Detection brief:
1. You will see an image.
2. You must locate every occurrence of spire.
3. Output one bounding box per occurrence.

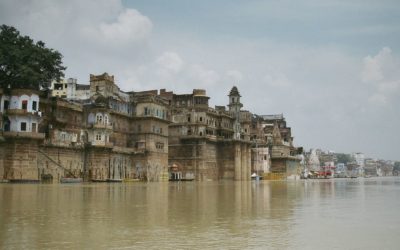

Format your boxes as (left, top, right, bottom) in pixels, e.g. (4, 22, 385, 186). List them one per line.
(229, 86, 240, 97)
(272, 122, 282, 145)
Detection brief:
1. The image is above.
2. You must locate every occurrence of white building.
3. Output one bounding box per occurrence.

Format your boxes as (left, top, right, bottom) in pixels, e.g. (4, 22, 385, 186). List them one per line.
(353, 152, 365, 168)
(1, 89, 42, 135)
(51, 78, 90, 100)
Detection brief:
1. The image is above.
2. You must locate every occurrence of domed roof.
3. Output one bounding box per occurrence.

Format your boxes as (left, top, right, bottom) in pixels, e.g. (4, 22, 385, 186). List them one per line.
(229, 86, 241, 96)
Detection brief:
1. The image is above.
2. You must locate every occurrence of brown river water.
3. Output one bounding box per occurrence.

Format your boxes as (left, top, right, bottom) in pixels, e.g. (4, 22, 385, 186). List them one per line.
(1, 177, 400, 249)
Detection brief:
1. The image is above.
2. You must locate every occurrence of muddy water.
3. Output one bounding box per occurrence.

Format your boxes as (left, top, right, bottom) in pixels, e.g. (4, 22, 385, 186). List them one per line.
(0, 177, 399, 249)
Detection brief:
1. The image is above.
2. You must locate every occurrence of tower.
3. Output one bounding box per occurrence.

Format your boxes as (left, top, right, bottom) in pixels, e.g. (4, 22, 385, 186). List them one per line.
(228, 86, 243, 140)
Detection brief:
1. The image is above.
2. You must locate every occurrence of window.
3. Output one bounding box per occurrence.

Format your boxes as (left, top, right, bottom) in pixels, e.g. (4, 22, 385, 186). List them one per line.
(156, 142, 164, 150)
(199, 117, 203, 122)
(64, 84, 67, 88)
(104, 115, 108, 125)
(22, 100, 28, 110)
(20, 122, 27, 131)
(32, 101, 37, 111)
(4, 100, 9, 110)
(96, 134, 102, 141)
(32, 123, 37, 132)
(187, 116, 191, 122)
(160, 128, 163, 134)
(144, 107, 148, 116)
(138, 124, 141, 132)
(96, 114, 102, 123)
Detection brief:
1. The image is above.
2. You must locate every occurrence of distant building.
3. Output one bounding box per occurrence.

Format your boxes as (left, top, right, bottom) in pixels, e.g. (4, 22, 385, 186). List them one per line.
(50, 78, 90, 100)
(250, 114, 302, 179)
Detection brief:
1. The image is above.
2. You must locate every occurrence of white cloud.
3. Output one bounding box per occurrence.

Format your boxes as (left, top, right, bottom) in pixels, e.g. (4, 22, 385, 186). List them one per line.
(361, 47, 400, 106)
(99, 9, 152, 45)
(368, 93, 387, 106)
(226, 70, 243, 83)
(156, 52, 184, 73)
(361, 47, 391, 82)
(189, 65, 220, 87)
(263, 72, 292, 88)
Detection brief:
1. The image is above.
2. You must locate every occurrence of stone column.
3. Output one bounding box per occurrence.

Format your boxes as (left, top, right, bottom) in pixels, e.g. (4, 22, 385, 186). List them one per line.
(241, 144, 247, 180)
(234, 143, 241, 181)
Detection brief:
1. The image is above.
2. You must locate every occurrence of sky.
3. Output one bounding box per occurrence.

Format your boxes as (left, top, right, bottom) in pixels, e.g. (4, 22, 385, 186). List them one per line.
(0, 0, 399, 160)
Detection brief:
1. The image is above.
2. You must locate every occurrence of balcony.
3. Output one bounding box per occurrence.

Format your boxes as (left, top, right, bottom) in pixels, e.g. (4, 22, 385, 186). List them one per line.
(93, 123, 113, 130)
(91, 141, 114, 148)
(6, 109, 42, 117)
(2, 131, 45, 140)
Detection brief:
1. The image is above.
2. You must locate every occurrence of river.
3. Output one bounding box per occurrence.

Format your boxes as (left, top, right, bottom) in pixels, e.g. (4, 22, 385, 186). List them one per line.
(1, 177, 399, 249)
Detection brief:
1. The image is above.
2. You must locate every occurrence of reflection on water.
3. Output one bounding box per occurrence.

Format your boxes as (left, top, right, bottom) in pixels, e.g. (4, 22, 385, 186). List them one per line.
(1, 178, 400, 249)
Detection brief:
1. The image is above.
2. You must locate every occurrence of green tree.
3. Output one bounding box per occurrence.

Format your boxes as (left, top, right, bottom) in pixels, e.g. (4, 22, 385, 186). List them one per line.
(0, 25, 66, 90)
(335, 153, 354, 164)
(394, 162, 400, 171)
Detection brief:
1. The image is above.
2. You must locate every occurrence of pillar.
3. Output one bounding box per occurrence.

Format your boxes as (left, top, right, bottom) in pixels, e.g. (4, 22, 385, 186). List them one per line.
(234, 143, 241, 181)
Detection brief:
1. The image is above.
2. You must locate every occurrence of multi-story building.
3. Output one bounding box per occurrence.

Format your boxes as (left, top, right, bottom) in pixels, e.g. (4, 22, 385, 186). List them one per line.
(1, 74, 301, 182)
(0, 88, 45, 181)
(167, 87, 252, 181)
(1, 73, 170, 182)
(250, 114, 302, 179)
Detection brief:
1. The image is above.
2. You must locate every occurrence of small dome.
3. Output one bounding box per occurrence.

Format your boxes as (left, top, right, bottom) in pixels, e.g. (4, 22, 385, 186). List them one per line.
(229, 86, 241, 96)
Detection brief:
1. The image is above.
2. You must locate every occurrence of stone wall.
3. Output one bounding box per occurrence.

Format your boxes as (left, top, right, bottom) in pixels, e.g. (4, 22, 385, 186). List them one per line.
(0, 144, 4, 180)
(2, 139, 40, 181)
(37, 146, 85, 182)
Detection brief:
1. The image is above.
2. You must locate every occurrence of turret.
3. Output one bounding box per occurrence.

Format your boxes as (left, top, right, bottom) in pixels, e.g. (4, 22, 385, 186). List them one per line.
(228, 86, 243, 140)
(228, 86, 243, 113)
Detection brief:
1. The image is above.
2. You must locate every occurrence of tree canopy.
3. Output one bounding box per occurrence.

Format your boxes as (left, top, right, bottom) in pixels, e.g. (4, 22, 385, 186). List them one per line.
(0, 25, 66, 90)
(335, 153, 354, 164)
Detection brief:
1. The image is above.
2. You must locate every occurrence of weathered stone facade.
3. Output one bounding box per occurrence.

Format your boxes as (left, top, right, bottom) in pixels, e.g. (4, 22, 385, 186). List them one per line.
(250, 114, 302, 179)
(166, 87, 252, 181)
(0, 73, 301, 182)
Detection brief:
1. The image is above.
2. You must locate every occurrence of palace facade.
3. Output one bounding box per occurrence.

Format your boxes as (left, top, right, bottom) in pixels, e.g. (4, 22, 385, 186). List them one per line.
(0, 73, 302, 182)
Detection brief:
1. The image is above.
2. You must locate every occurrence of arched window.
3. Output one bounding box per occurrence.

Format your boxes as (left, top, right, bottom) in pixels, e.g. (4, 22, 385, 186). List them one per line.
(96, 114, 103, 123)
(104, 115, 108, 125)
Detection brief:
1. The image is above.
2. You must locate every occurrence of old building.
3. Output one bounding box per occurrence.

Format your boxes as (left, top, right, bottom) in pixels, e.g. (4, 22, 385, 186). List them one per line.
(1, 73, 170, 182)
(1, 73, 302, 182)
(250, 114, 302, 179)
(0, 88, 45, 181)
(167, 87, 252, 181)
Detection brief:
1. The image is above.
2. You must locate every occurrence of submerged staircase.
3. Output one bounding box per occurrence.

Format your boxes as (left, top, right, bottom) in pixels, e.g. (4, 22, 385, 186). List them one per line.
(38, 150, 77, 178)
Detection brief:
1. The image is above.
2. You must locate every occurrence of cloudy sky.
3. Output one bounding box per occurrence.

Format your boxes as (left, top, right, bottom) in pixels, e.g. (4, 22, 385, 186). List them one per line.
(1, 0, 399, 160)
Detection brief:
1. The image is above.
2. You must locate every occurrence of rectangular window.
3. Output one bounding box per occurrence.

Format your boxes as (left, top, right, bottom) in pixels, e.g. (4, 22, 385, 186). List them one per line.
(32, 123, 37, 132)
(96, 134, 102, 141)
(32, 101, 37, 111)
(4, 100, 9, 110)
(22, 100, 28, 110)
(21, 122, 27, 131)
